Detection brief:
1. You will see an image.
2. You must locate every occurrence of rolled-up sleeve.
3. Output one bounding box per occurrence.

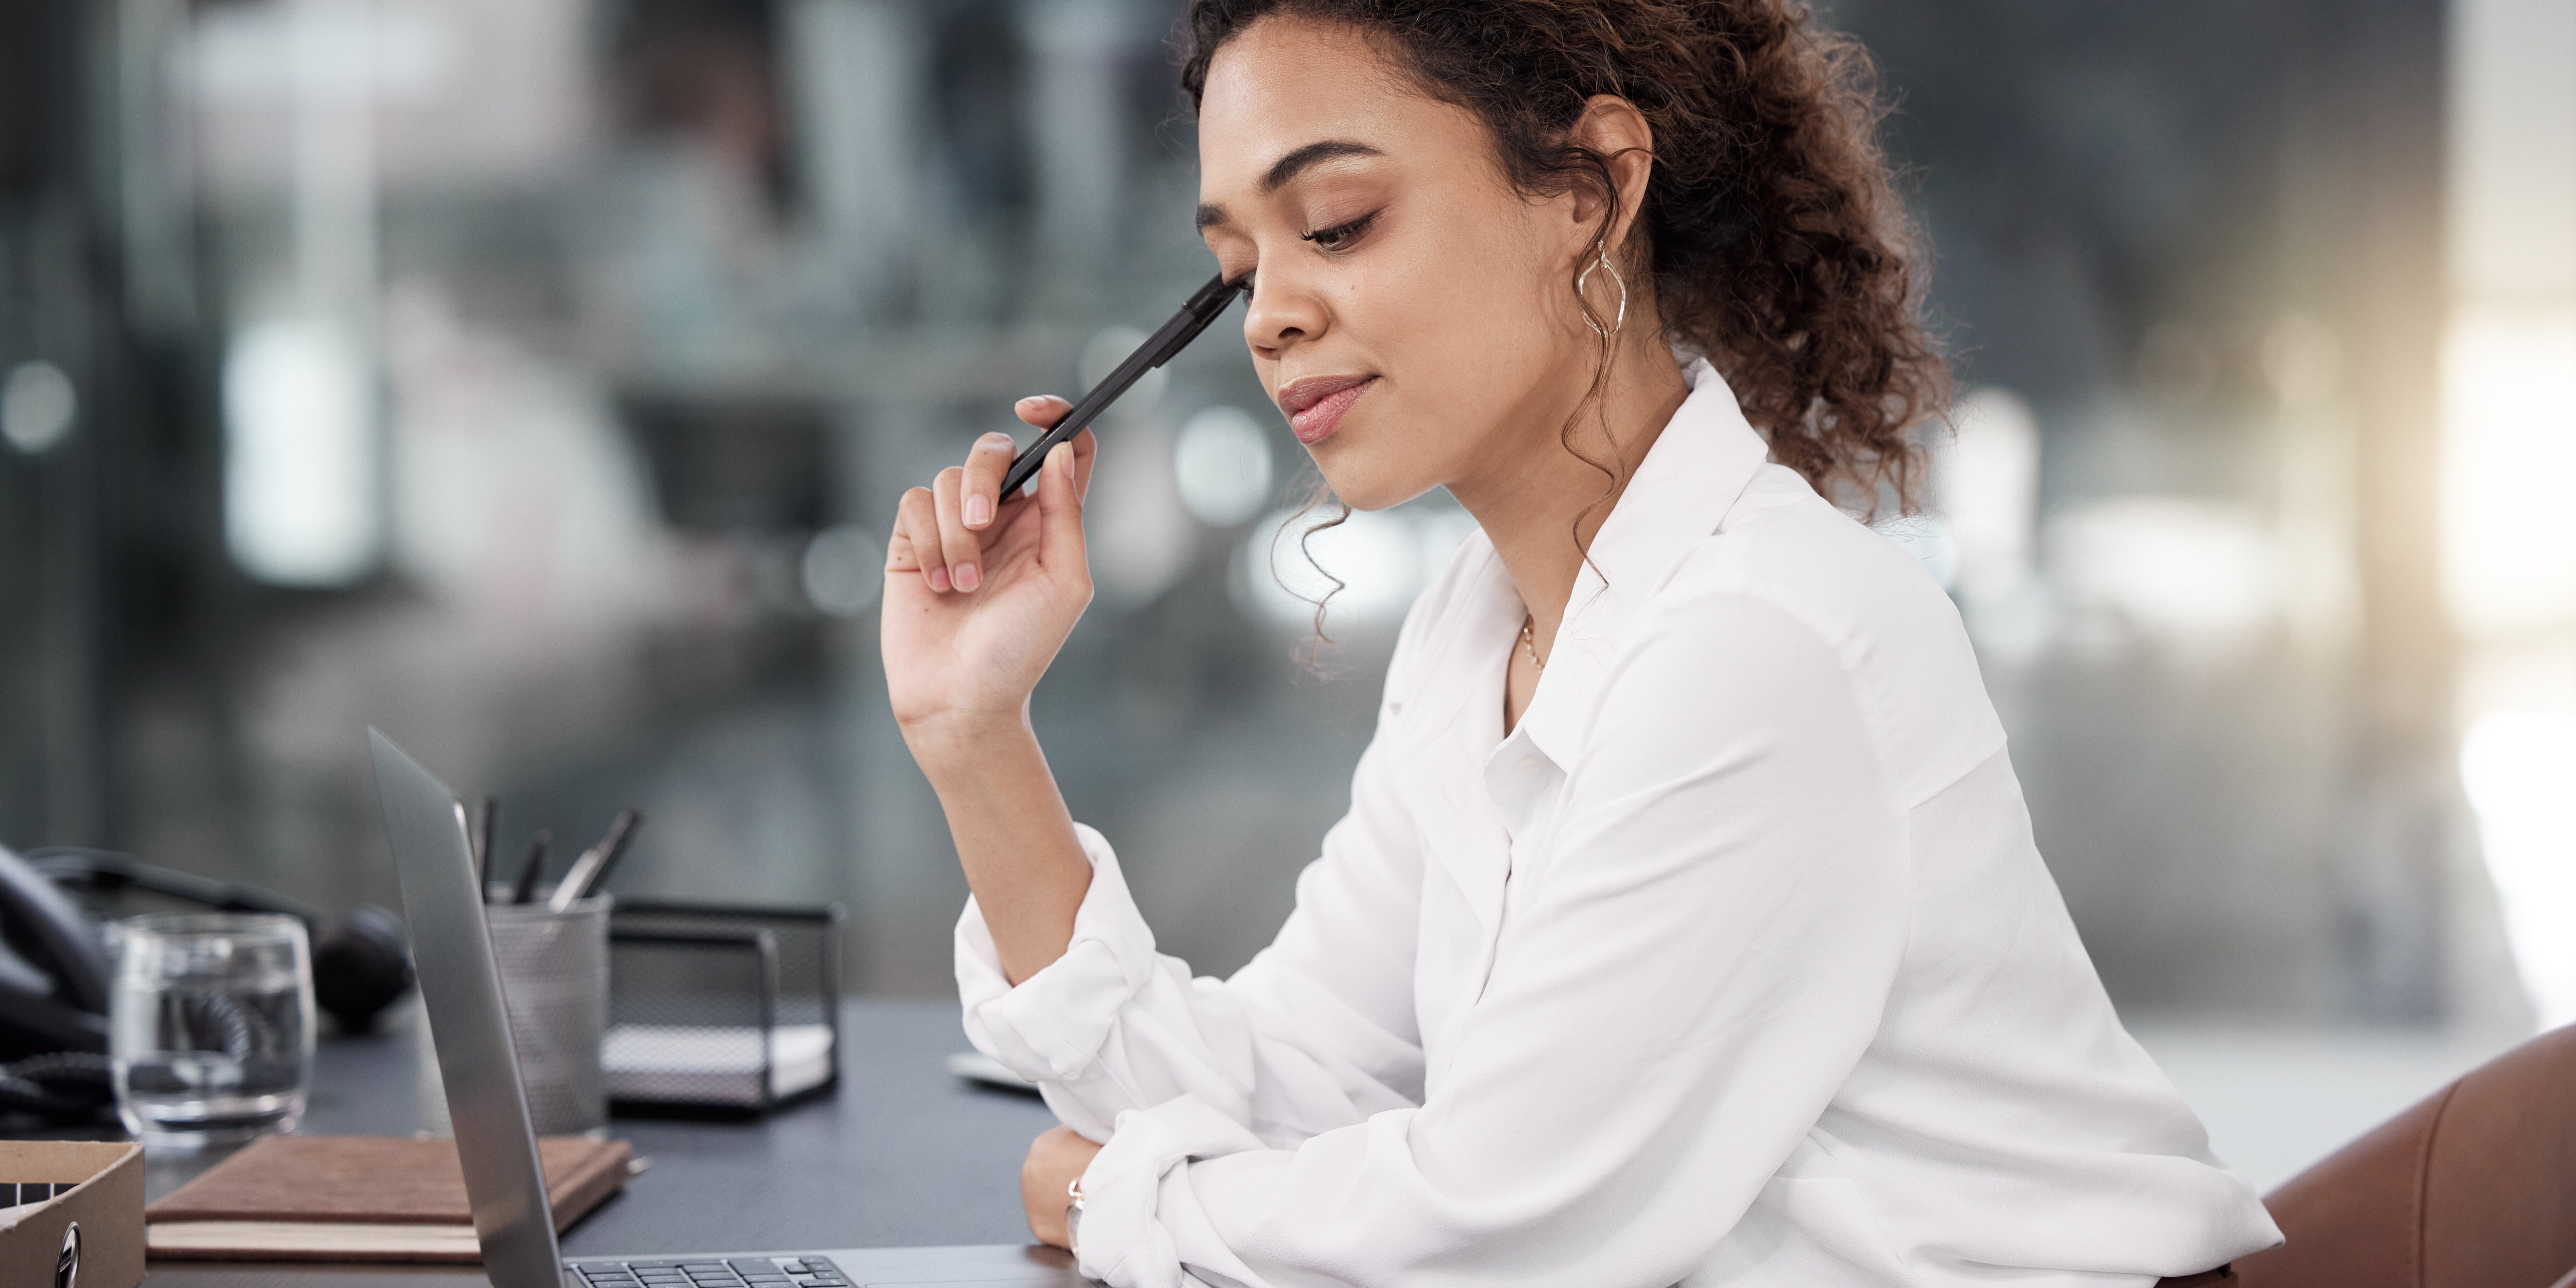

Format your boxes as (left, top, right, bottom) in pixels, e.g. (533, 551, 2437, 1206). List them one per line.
(953, 708, 1434, 1136)
(956, 825, 1164, 1098)
(954, 584, 1440, 1157)
(1057, 593, 1913, 1287)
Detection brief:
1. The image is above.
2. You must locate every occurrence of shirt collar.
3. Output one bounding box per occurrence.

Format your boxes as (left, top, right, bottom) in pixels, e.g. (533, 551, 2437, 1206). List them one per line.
(1512, 358, 1775, 769)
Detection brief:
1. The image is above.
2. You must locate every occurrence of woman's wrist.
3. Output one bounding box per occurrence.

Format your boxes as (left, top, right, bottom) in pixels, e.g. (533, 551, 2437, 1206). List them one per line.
(1021, 1126, 1103, 1249)
(900, 705, 1035, 769)
(912, 712, 1091, 984)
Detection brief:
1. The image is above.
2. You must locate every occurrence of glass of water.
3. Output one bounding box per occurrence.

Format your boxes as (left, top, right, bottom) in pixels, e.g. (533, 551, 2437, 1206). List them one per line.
(110, 914, 315, 1147)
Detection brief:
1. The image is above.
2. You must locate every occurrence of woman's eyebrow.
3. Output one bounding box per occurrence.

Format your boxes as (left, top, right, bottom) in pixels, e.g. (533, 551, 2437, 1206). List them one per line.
(1260, 140, 1384, 191)
(1196, 140, 1387, 229)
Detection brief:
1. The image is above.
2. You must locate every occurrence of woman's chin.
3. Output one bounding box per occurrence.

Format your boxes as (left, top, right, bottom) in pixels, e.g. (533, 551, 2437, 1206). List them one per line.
(1312, 461, 1438, 513)
(1301, 413, 1462, 511)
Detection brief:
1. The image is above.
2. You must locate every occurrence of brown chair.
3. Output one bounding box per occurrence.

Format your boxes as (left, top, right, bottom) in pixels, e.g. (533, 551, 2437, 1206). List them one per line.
(2230, 1024, 2576, 1288)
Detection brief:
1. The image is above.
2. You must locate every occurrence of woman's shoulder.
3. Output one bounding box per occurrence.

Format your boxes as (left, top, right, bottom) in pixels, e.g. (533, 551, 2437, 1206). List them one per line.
(1677, 466, 1950, 623)
(1647, 466, 2006, 806)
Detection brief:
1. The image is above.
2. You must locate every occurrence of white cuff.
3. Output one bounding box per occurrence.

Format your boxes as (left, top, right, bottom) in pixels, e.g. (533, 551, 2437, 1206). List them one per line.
(955, 824, 1164, 1083)
(1073, 1095, 1267, 1288)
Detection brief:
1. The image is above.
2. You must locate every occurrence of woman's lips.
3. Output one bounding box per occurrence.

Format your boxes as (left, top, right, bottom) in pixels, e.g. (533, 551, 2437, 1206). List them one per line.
(1278, 376, 1376, 445)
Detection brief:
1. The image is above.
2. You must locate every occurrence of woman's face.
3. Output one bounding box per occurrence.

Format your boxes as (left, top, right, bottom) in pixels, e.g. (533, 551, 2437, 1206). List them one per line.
(1195, 17, 1604, 511)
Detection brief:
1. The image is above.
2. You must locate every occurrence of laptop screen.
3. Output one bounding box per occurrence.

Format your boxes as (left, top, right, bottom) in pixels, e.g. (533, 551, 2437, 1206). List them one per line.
(369, 728, 571, 1288)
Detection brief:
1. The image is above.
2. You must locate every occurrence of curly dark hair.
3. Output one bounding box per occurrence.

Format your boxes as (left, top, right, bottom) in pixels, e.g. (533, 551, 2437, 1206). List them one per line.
(1180, 0, 1945, 513)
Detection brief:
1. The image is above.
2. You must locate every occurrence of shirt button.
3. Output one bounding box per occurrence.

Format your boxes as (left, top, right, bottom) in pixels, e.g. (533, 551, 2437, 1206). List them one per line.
(1516, 757, 1541, 778)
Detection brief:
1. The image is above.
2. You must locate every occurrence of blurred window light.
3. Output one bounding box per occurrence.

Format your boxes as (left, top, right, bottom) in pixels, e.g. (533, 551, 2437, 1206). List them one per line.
(2045, 498, 2284, 641)
(1173, 406, 1274, 526)
(1, 360, 79, 455)
(782, 0, 919, 302)
(800, 525, 882, 618)
(191, 0, 458, 105)
(2440, 306, 2576, 636)
(191, 0, 583, 192)
(1235, 504, 1442, 632)
(2265, 313, 2363, 654)
(224, 316, 381, 587)
(2449, 0, 2576, 303)
(1938, 386, 2040, 605)
(2459, 711, 2576, 1028)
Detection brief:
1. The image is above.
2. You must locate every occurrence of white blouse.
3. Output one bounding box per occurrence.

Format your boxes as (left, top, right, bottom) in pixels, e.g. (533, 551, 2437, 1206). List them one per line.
(955, 361, 2283, 1287)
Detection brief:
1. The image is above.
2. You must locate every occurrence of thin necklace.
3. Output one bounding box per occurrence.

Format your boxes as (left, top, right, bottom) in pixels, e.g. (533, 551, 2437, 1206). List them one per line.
(1519, 616, 1547, 672)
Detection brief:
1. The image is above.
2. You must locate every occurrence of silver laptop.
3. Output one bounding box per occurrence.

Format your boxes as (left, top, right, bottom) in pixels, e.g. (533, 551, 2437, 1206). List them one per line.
(368, 729, 1083, 1288)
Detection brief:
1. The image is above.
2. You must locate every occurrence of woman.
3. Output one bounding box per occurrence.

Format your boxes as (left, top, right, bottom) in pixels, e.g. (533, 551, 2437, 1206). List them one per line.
(883, 2, 2282, 1284)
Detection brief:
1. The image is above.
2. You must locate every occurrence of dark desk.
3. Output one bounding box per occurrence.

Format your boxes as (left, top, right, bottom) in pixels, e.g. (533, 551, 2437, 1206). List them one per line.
(142, 1001, 1064, 1284)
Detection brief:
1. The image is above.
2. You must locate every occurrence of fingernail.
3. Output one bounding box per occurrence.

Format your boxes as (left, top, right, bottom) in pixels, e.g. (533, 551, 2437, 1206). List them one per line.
(954, 563, 980, 591)
(1015, 396, 1046, 409)
(927, 565, 950, 592)
(1052, 443, 1074, 477)
(964, 494, 992, 527)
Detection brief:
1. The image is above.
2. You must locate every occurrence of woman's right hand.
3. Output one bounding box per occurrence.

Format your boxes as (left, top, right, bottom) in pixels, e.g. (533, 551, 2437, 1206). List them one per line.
(883, 398, 1097, 750)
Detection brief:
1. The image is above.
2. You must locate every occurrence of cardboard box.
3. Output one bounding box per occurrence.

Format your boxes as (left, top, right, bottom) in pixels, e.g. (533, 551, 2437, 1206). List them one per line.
(0, 1142, 143, 1288)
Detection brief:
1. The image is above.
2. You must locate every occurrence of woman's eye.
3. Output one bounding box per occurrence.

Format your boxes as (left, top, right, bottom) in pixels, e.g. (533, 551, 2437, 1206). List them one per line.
(1299, 212, 1378, 251)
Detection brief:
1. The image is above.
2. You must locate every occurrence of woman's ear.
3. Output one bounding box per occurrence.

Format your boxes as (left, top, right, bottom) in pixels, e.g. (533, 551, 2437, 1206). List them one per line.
(1567, 95, 1655, 260)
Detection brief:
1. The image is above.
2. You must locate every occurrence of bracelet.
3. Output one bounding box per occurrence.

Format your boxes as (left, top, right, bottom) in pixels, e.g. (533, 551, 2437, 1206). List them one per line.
(1063, 1176, 1086, 1255)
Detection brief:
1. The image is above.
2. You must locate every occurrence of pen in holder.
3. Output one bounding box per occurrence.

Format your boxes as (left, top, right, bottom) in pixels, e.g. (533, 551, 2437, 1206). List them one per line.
(419, 892, 611, 1137)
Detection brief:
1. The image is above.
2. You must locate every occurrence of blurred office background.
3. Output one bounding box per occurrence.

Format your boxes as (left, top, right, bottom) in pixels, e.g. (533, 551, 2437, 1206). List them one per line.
(3, 0, 2571, 1187)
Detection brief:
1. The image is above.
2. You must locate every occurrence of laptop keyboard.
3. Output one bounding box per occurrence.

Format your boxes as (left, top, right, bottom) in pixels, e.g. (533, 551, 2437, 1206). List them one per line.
(573, 1256, 849, 1288)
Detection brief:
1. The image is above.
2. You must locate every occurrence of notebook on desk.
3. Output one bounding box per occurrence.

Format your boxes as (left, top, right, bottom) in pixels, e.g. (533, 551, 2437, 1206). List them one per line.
(368, 729, 1084, 1288)
(147, 1135, 632, 1261)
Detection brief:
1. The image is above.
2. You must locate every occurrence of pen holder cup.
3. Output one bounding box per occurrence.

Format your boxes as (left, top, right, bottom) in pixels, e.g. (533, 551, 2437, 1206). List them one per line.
(419, 894, 611, 1138)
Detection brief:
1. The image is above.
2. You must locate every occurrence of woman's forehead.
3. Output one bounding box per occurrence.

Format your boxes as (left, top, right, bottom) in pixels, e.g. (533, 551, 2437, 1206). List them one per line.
(1194, 18, 1452, 199)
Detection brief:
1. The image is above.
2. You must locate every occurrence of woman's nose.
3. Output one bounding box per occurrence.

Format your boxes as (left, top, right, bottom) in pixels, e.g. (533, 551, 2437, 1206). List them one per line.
(1243, 272, 1326, 359)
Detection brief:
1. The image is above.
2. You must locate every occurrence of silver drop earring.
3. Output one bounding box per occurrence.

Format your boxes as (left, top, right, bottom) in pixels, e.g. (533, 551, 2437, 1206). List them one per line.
(1577, 249, 1628, 340)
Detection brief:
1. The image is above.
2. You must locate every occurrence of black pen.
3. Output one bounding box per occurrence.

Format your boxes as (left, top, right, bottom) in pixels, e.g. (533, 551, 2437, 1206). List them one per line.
(997, 271, 1247, 499)
(509, 830, 550, 905)
(550, 809, 642, 911)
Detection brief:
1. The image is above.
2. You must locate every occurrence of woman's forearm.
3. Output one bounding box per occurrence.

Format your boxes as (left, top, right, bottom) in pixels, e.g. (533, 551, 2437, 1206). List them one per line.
(908, 716, 1094, 986)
